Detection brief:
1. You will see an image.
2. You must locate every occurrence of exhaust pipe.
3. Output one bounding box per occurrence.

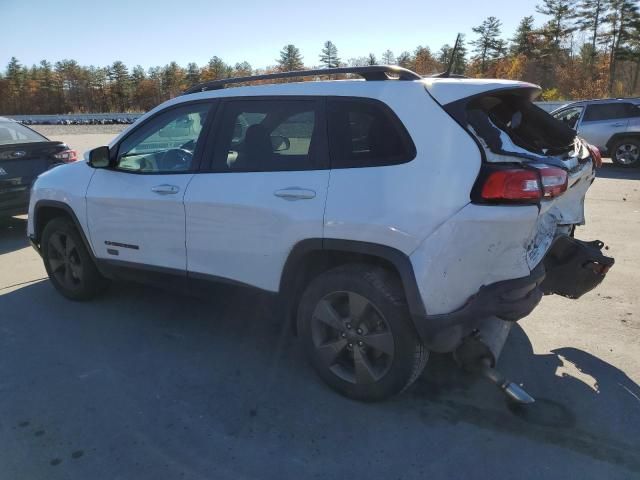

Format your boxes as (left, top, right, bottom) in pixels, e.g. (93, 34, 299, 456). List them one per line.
(454, 316, 535, 405)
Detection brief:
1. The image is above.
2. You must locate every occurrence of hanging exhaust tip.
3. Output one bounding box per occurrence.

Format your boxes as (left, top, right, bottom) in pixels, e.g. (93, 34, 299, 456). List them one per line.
(478, 362, 536, 405)
(503, 382, 536, 405)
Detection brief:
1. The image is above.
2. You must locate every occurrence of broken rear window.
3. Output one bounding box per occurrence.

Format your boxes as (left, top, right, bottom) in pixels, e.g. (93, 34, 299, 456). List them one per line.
(445, 89, 581, 164)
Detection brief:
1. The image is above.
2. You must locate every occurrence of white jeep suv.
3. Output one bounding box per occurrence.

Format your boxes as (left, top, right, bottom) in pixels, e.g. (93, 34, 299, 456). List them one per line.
(27, 66, 613, 402)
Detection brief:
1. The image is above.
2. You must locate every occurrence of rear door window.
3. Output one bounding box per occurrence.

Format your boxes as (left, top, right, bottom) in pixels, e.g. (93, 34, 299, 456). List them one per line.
(211, 99, 324, 172)
(327, 98, 416, 168)
(583, 103, 636, 122)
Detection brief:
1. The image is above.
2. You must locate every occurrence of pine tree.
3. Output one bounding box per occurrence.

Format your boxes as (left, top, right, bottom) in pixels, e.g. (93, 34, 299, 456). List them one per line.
(161, 61, 186, 98)
(471, 17, 504, 73)
(438, 36, 468, 74)
(278, 44, 304, 71)
(186, 62, 201, 86)
(574, 0, 608, 61)
(205, 56, 229, 80)
(38, 60, 56, 114)
(319, 41, 340, 68)
(510, 16, 538, 57)
(234, 61, 252, 77)
(5, 57, 24, 113)
(603, 0, 640, 94)
(536, 0, 576, 48)
(109, 61, 130, 111)
(381, 49, 396, 65)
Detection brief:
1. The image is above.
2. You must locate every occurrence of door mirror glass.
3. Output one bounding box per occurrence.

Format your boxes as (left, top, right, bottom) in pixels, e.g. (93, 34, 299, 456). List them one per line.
(88, 146, 110, 168)
(271, 135, 290, 152)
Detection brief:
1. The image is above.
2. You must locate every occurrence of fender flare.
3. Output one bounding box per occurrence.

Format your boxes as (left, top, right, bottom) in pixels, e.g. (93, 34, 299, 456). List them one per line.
(279, 238, 427, 320)
(32, 200, 96, 259)
(606, 132, 640, 152)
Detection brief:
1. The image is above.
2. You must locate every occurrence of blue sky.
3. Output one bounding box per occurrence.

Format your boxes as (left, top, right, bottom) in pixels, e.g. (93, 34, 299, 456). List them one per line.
(3, 0, 545, 69)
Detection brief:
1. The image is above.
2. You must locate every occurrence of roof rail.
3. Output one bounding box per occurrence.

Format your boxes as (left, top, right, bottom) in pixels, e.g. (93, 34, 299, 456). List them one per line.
(182, 65, 422, 95)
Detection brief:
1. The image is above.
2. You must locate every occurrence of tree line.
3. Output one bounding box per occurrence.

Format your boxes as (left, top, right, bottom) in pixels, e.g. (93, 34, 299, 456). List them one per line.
(1, 0, 638, 115)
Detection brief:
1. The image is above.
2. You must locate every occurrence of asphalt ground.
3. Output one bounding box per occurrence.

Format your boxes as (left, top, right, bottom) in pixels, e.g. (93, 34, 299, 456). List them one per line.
(0, 126, 638, 479)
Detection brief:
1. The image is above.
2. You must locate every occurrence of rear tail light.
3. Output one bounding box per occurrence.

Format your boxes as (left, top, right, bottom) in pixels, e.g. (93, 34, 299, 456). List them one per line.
(587, 144, 602, 168)
(537, 165, 568, 198)
(475, 165, 567, 204)
(53, 148, 78, 163)
(480, 168, 542, 202)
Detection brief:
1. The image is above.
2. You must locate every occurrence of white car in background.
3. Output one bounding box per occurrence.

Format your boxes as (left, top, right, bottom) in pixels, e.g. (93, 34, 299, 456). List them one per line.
(27, 66, 613, 402)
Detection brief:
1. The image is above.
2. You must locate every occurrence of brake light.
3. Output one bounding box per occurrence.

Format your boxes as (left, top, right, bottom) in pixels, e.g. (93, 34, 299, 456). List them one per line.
(476, 165, 568, 203)
(587, 144, 602, 168)
(537, 166, 568, 198)
(53, 149, 78, 163)
(480, 168, 542, 202)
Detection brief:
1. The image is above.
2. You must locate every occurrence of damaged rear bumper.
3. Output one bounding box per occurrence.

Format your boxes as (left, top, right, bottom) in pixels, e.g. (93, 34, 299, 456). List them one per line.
(414, 235, 614, 353)
(540, 236, 614, 299)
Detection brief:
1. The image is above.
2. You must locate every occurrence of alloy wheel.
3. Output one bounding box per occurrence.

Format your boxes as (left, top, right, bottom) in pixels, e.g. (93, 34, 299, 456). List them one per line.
(310, 291, 395, 384)
(47, 231, 83, 289)
(615, 143, 640, 165)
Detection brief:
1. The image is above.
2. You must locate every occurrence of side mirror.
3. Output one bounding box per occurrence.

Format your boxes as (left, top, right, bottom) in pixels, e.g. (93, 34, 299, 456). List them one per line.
(271, 135, 291, 152)
(88, 146, 111, 168)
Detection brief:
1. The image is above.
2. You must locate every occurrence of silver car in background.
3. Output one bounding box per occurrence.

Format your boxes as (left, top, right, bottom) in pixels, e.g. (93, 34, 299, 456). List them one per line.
(552, 98, 640, 167)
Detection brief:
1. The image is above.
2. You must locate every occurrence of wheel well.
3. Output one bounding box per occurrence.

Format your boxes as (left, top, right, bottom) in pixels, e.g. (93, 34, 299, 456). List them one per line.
(281, 248, 407, 334)
(34, 206, 72, 243)
(607, 133, 640, 152)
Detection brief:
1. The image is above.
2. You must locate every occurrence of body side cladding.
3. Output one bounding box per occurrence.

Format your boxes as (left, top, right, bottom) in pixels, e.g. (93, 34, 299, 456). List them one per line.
(95, 259, 187, 290)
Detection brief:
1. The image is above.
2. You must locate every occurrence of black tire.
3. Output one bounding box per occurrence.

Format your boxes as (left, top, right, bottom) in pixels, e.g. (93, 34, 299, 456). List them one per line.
(41, 217, 108, 300)
(297, 264, 428, 401)
(610, 137, 640, 167)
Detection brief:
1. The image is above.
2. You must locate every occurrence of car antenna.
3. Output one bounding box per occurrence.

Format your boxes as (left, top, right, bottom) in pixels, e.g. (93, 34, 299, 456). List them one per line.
(433, 34, 462, 78)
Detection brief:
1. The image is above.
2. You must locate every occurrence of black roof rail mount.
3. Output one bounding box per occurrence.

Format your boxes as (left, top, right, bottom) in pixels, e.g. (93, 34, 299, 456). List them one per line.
(182, 65, 422, 95)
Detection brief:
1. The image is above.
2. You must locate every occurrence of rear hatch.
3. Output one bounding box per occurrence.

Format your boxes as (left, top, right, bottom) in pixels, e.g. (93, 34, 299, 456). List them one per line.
(426, 79, 612, 297)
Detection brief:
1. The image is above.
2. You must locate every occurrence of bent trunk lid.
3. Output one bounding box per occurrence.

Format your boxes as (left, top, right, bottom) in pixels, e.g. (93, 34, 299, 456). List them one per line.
(437, 83, 600, 270)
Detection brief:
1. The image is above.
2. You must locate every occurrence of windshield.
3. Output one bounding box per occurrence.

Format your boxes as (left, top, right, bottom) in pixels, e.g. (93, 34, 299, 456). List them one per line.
(0, 121, 48, 145)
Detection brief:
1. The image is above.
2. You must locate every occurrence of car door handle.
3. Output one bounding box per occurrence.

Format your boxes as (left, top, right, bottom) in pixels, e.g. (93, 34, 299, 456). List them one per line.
(151, 184, 180, 195)
(274, 188, 316, 200)
(611, 122, 626, 127)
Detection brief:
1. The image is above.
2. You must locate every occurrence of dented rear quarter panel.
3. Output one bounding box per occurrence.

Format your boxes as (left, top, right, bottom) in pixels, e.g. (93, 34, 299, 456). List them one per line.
(410, 204, 540, 315)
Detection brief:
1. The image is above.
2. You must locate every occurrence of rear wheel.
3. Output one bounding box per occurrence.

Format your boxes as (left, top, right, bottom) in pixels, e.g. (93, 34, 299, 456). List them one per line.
(41, 217, 107, 300)
(611, 138, 640, 167)
(297, 264, 427, 401)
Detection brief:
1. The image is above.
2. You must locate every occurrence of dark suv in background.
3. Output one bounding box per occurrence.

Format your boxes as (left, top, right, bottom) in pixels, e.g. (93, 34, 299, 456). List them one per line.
(552, 98, 640, 167)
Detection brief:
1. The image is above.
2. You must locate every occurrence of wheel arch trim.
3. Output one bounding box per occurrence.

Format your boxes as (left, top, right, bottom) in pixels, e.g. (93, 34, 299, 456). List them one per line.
(279, 238, 427, 319)
(32, 200, 96, 260)
(606, 133, 640, 153)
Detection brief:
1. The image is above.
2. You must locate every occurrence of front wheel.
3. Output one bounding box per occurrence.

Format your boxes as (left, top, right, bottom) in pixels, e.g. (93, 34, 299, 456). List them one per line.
(611, 138, 640, 167)
(41, 217, 108, 300)
(297, 264, 428, 401)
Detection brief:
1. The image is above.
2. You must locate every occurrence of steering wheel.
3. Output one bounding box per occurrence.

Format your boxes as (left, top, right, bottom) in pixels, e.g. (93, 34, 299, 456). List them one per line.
(160, 148, 193, 171)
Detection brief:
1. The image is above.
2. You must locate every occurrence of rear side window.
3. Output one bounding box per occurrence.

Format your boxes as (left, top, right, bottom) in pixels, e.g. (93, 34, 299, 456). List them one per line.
(327, 98, 415, 168)
(583, 103, 636, 122)
(211, 99, 323, 172)
(0, 121, 47, 145)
